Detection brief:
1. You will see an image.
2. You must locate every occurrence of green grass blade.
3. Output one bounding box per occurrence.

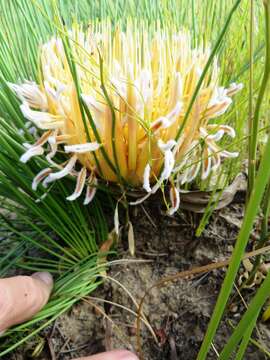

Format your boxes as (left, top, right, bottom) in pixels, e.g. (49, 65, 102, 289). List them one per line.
(220, 277, 270, 359)
(197, 128, 270, 359)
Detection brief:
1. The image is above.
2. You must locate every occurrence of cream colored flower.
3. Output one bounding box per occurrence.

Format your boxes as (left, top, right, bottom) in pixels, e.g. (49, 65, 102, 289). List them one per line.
(10, 21, 242, 209)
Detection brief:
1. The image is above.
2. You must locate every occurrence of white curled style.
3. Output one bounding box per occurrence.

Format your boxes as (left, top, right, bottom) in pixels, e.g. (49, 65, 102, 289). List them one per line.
(20, 102, 64, 130)
(84, 177, 98, 205)
(167, 185, 180, 216)
(20, 145, 44, 163)
(8, 81, 48, 111)
(114, 203, 119, 236)
(143, 164, 152, 193)
(66, 167, 87, 201)
(43, 155, 77, 186)
(32, 168, 53, 191)
(64, 142, 101, 153)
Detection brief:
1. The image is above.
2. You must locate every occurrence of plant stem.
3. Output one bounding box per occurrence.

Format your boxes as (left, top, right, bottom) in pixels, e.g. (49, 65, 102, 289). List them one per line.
(219, 271, 270, 359)
(234, 314, 258, 360)
(248, 0, 270, 195)
(247, 0, 254, 199)
(246, 178, 270, 284)
(245, 0, 270, 285)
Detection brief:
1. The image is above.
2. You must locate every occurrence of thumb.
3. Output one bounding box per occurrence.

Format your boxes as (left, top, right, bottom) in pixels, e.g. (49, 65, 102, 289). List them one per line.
(0, 272, 53, 333)
(73, 350, 139, 360)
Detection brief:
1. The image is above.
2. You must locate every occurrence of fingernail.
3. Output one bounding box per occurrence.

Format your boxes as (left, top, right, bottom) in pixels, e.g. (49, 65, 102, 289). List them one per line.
(32, 272, 53, 287)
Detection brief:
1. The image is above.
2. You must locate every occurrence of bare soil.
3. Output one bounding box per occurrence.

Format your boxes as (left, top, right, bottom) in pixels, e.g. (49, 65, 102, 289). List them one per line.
(6, 196, 270, 360)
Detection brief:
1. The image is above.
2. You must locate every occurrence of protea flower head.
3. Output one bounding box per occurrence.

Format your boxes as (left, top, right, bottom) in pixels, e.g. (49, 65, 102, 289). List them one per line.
(10, 20, 242, 214)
